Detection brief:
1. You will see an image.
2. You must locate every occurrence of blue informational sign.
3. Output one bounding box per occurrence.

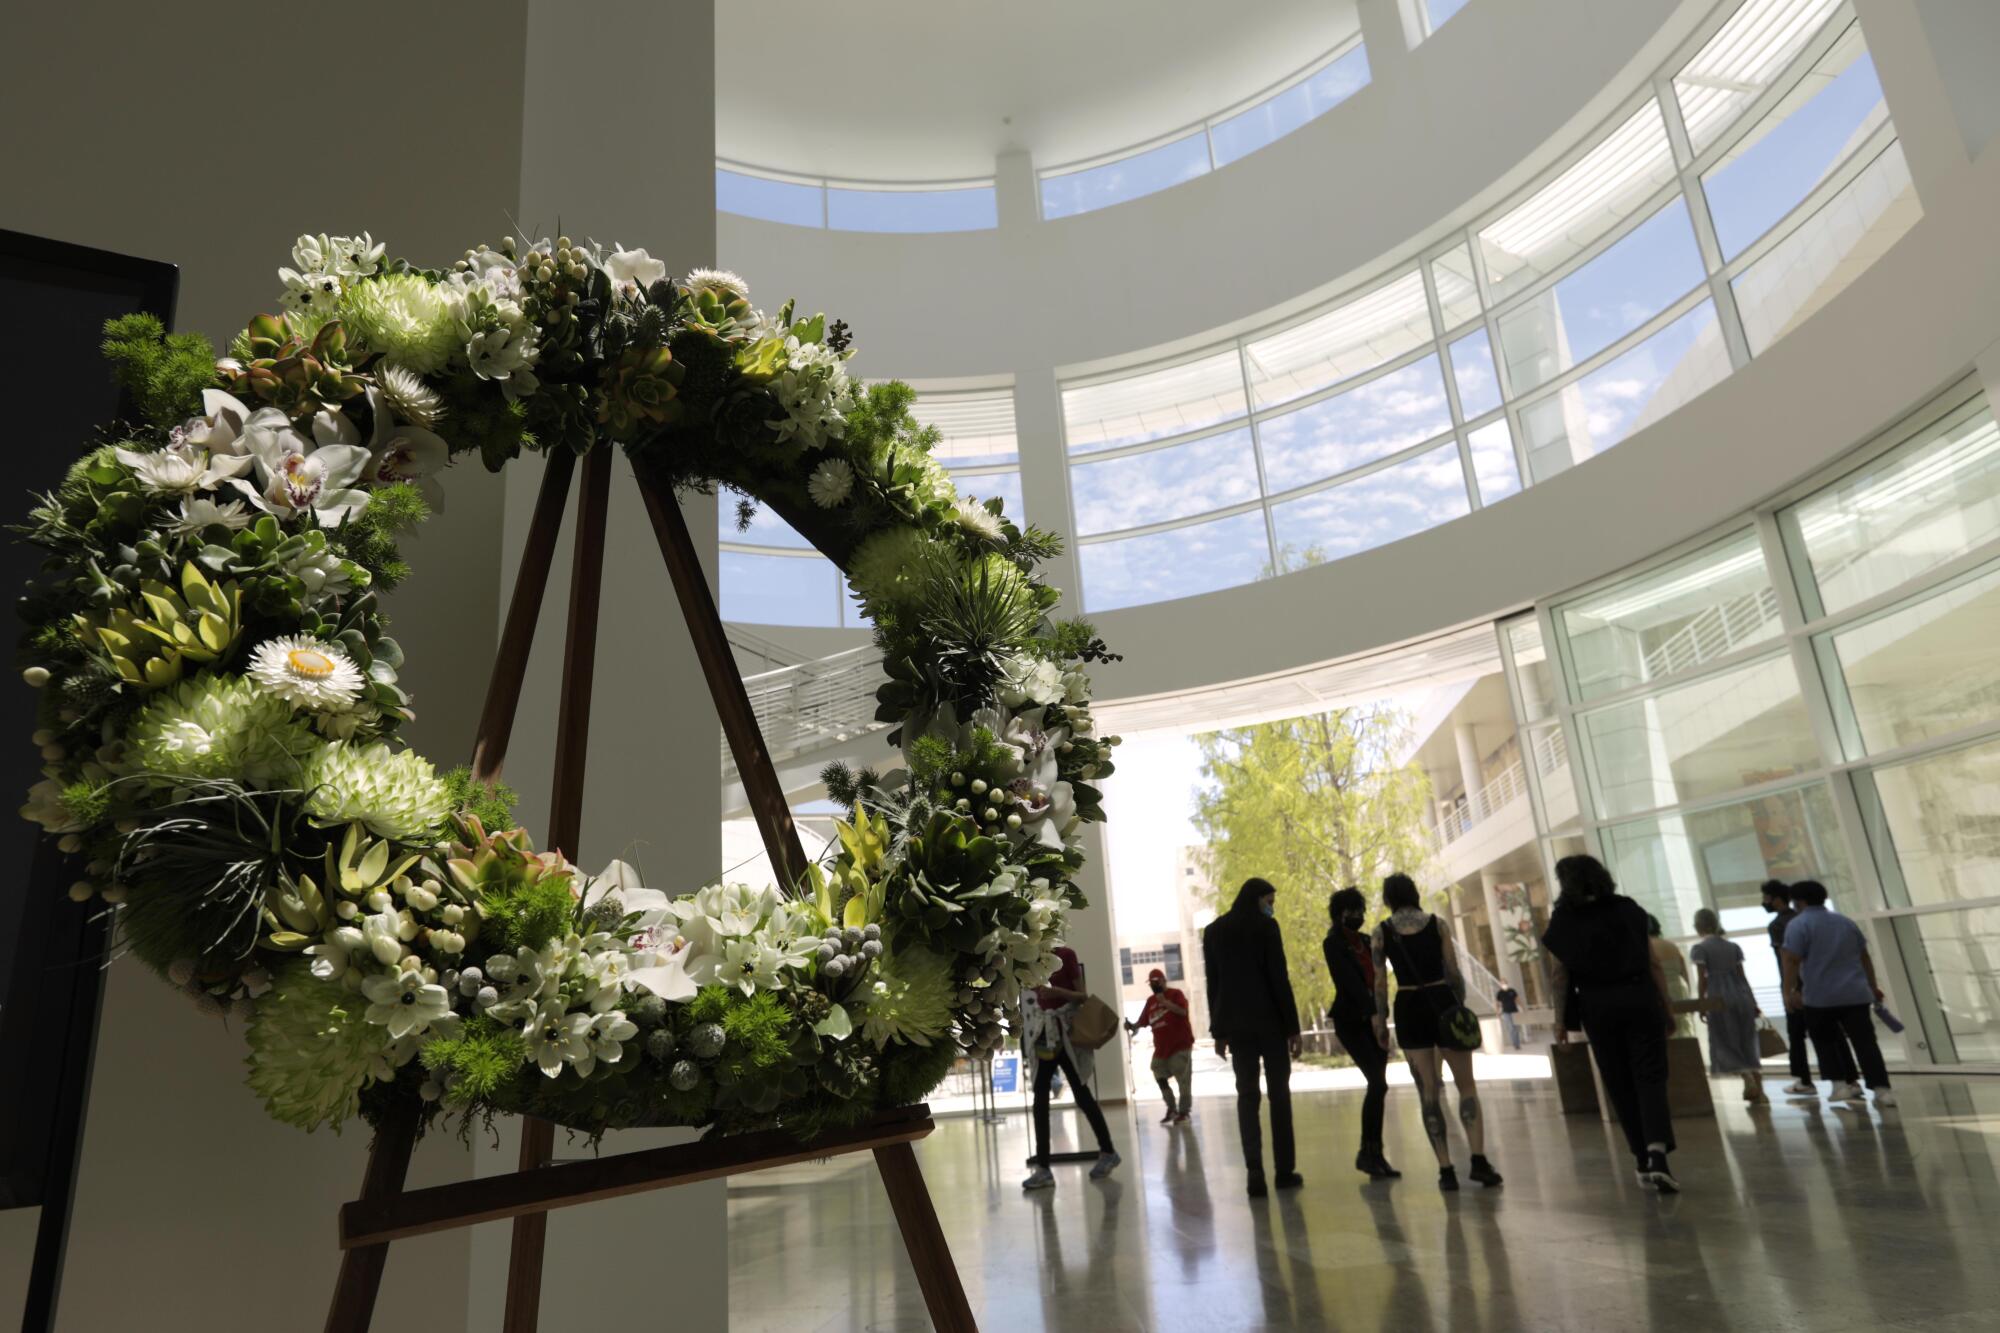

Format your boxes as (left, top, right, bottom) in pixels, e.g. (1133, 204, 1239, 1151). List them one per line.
(991, 1053, 1019, 1094)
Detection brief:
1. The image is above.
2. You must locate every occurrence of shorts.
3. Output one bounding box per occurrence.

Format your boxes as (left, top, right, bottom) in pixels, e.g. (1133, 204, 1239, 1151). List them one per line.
(1150, 1049, 1192, 1081)
(1394, 988, 1443, 1050)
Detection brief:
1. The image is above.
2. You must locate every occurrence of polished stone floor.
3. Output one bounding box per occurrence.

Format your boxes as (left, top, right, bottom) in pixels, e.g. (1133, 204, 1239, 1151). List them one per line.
(727, 1075, 2000, 1331)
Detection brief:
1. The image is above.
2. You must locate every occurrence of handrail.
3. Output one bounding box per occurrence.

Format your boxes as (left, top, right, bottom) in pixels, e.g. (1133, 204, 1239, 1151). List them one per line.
(722, 645, 890, 779)
(1640, 586, 1784, 680)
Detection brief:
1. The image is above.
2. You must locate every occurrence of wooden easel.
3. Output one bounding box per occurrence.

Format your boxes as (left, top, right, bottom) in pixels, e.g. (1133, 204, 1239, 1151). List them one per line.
(321, 447, 977, 1332)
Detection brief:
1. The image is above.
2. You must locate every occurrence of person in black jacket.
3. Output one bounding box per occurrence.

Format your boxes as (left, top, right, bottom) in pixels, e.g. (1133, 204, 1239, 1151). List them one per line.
(1323, 886, 1399, 1180)
(1202, 876, 1303, 1197)
(1542, 854, 1680, 1193)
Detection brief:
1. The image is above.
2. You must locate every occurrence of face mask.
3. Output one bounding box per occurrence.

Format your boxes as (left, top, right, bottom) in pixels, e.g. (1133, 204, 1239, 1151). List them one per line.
(1261, 901, 1276, 917)
(1150, 982, 1163, 994)
(1344, 912, 1365, 929)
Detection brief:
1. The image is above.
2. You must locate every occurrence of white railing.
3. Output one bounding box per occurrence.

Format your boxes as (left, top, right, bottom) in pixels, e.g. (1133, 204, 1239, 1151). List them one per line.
(1641, 586, 1783, 680)
(722, 644, 889, 779)
(1455, 941, 1503, 1017)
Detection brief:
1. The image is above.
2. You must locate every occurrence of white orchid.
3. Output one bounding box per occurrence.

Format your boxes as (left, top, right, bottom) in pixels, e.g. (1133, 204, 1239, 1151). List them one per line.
(624, 936, 698, 1002)
(1015, 781, 1079, 851)
(361, 969, 456, 1040)
(361, 387, 450, 510)
(523, 1000, 593, 1078)
(231, 407, 373, 527)
(604, 245, 667, 297)
(171, 389, 253, 455)
(114, 443, 253, 496)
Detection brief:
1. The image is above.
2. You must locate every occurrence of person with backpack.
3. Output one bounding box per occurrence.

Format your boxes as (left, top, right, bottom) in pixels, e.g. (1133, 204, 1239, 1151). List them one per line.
(1202, 876, 1303, 1197)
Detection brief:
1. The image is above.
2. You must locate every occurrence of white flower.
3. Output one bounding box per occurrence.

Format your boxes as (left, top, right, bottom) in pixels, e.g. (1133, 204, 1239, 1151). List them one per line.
(717, 936, 784, 995)
(807, 458, 854, 508)
(1061, 668, 1091, 705)
(605, 246, 667, 296)
(998, 657, 1066, 709)
(362, 905, 418, 966)
(247, 635, 366, 711)
(232, 407, 372, 526)
(374, 363, 445, 428)
(362, 387, 450, 509)
(466, 326, 538, 383)
(952, 498, 1005, 544)
(766, 337, 854, 450)
(361, 969, 455, 1040)
(682, 268, 749, 302)
(295, 233, 386, 281)
(172, 390, 253, 455)
(308, 925, 367, 983)
(582, 1011, 637, 1072)
(114, 444, 253, 495)
(524, 1000, 593, 1078)
(20, 777, 85, 832)
(172, 496, 254, 534)
(625, 938, 698, 1002)
(1016, 781, 1078, 850)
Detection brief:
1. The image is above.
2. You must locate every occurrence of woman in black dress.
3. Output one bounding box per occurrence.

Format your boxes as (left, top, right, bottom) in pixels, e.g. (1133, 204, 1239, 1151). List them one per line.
(1323, 886, 1399, 1179)
(1542, 854, 1680, 1192)
(1371, 874, 1502, 1191)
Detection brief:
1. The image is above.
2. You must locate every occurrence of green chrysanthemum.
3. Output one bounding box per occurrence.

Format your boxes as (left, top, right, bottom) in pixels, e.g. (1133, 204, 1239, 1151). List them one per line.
(846, 526, 928, 606)
(858, 943, 955, 1048)
(244, 962, 392, 1132)
(339, 273, 458, 374)
(304, 741, 452, 841)
(125, 672, 320, 787)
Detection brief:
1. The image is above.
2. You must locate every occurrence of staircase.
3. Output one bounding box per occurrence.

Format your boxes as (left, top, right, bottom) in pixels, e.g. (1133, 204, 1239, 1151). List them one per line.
(721, 637, 891, 787)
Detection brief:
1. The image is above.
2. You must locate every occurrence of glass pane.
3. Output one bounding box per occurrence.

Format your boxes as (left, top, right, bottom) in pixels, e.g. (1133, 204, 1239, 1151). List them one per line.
(1425, 0, 1471, 33)
(716, 168, 823, 227)
(1733, 140, 1918, 356)
(1449, 327, 1502, 419)
(1580, 654, 1817, 819)
(1468, 418, 1520, 506)
(912, 389, 1019, 466)
(720, 500, 812, 550)
(1258, 357, 1453, 492)
(1269, 442, 1470, 570)
(1702, 27, 1883, 259)
(1069, 429, 1260, 535)
(1532, 722, 1580, 831)
(1209, 43, 1370, 167)
(1506, 617, 1558, 723)
(1788, 401, 2000, 615)
(1497, 200, 1706, 395)
(951, 469, 1025, 525)
(1676, 0, 1846, 154)
(1866, 736, 2000, 908)
(1244, 271, 1432, 409)
(1896, 906, 2000, 1063)
(1040, 132, 1211, 220)
(1079, 509, 1270, 611)
(1825, 563, 2000, 756)
(1600, 782, 1851, 929)
(1478, 100, 1678, 301)
(1431, 243, 1482, 329)
(1061, 350, 1247, 453)
(826, 185, 997, 233)
(1559, 529, 1778, 700)
(1519, 301, 1730, 483)
(720, 551, 839, 626)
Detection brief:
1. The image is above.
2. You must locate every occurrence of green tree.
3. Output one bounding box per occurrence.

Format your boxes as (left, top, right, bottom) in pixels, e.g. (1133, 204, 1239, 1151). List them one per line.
(1193, 706, 1436, 1021)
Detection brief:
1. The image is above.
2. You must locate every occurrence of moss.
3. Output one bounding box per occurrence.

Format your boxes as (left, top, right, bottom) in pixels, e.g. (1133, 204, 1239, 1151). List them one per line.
(100, 313, 217, 427)
(421, 1015, 528, 1104)
(440, 766, 518, 832)
(482, 872, 577, 954)
(718, 990, 795, 1077)
(335, 482, 429, 589)
(59, 779, 111, 828)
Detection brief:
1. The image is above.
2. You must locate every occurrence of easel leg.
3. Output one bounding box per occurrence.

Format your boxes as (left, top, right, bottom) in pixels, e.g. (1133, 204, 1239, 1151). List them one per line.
(323, 1106, 419, 1333)
(873, 1142, 978, 1332)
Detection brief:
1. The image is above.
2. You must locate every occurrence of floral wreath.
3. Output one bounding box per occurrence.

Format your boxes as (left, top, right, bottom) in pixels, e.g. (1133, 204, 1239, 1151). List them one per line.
(18, 232, 1120, 1140)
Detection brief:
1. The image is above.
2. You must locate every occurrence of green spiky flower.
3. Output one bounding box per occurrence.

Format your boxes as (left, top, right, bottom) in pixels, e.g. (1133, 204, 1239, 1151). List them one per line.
(858, 943, 955, 1048)
(304, 742, 452, 842)
(338, 273, 458, 373)
(126, 673, 321, 786)
(244, 961, 392, 1132)
(846, 527, 928, 607)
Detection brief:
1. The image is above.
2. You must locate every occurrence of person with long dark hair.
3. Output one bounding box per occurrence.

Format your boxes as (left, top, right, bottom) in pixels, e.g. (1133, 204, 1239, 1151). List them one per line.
(1203, 876, 1303, 1197)
(1542, 855, 1680, 1192)
(1372, 873, 1501, 1191)
(1020, 943, 1120, 1191)
(1323, 886, 1399, 1179)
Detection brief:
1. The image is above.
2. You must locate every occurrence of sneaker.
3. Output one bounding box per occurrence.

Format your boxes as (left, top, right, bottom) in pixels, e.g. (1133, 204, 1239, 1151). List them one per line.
(1438, 1166, 1460, 1192)
(1873, 1089, 1897, 1108)
(1783, 1080, 1818, 1098)
(1159, 1109, 1176, 1125)
(1832, 1081, 1866, 1103)
(1021, 1165, 1055, 1191)
(1089, 1150, 1121, 1180)
(1643, 1152, 1680, 1194)
(1275, 1171, 1304, 1190)
(1247, 1174, 1268, 1198)
(1172, 1110, 1191, 1124)
(1468, 1155, 1503, 1188)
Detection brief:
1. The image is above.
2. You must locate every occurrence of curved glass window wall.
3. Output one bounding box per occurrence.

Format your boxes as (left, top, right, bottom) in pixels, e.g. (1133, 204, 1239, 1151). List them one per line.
(1060, 1, 1917, 613)
(717, 164, 999, 233)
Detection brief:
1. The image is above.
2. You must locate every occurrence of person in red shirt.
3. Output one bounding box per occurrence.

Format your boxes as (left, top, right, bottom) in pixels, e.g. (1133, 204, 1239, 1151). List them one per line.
(1126, 967, 1195, 1124)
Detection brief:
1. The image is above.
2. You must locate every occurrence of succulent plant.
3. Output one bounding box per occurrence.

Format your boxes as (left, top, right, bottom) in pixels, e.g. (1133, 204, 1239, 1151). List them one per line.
(887, 809, 1012, 952)
(595, 344, 683, 440)
(80, 562, 243, 690)
(218, 314, 369, 420)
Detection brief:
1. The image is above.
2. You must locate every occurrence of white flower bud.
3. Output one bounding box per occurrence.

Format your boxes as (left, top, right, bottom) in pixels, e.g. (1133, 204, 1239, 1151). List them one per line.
(101, 884, 127, 904)
(950, 772, 966, 787)
(57, 834, 82, 853)
(67, 881, 93, 902)
(982, 808, 998, 823)
(406, 885, 439, 912)
(1007, 814, 1023, 830)
(31, 729, 53, 746)
(970, 779, 988, 796)
(365, 889, 391, 913)
(440, 903, 464, 924)
(432, 929, 465, 954)
(22, 667, 50, 687)
(40, 743, 64, 761)
(335, 900, 360, 920)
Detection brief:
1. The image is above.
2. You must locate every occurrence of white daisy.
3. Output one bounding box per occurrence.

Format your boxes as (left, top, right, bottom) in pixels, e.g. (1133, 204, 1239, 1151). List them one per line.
(173, 496, 254, 534)
(374, 363, 446, 428)
(952, 498, 1006, 544)
(807, 458, 855, 508)
(247, 635, 366, 711)
(682, 267, 750, 302)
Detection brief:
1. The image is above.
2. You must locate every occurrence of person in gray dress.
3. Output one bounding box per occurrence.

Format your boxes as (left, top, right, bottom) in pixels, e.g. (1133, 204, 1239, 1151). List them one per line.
(1690, 908, 1768, 1106)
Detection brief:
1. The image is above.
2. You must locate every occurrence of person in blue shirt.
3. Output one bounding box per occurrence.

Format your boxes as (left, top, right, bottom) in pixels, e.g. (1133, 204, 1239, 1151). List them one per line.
(1781, 881, 1894, 1109)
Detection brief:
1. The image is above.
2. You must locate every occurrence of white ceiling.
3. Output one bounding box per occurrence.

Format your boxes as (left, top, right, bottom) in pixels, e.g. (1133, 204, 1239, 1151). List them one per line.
(716, 0, 1363, 180)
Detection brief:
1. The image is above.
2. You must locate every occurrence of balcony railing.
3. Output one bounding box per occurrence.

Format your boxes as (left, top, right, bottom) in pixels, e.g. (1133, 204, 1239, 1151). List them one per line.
(1430, 726, 1570, 850)
(721, 644, 890, 781)
(1641, 586, 1784, 680)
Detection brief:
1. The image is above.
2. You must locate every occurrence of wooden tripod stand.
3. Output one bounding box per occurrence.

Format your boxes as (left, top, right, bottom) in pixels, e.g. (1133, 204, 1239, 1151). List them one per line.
(321, 447, 977, 1331)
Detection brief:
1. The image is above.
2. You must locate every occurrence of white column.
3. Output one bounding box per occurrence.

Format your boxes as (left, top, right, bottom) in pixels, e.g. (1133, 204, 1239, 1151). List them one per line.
(1356, 0, 1422, 80)
(1452, 721, 1485, 818)
(1853, 0, 1993, 204)
(468, 2, 728, 1328)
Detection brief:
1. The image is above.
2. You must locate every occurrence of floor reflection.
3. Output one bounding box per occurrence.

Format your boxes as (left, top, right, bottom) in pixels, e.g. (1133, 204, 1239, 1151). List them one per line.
(728, 1077, 2000, 1332)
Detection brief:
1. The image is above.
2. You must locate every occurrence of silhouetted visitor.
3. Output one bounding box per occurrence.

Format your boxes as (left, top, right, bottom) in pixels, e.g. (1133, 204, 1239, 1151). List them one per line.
(1648, 913, 1693, 1037)
(1323, 886, 1399, 1180)
(1782, 881, 1895, 1110)
(1543, 854, 1680, 1192)
(1372, 873, 1501, 1192)
(1203, 876, 1303, 1197)
(1494, 984, 1522, 1050)
(1690, 907, 1767, 1106)
(1021, 944, 1120, 1190)
(1761, 879, 1822, 1097)
(1126, 966, 1195, 1124)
